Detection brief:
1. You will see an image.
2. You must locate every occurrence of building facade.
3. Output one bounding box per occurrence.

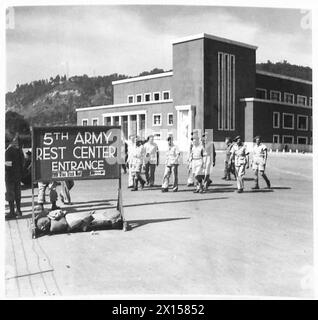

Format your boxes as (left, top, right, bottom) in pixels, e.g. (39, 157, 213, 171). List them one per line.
(76, 33, 312, 151)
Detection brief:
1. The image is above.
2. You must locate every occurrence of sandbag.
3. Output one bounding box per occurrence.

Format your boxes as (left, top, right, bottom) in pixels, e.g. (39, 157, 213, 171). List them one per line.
(50, 216, 69, 234)
(65, 211, 94, 232)
(91, 208, 123, 230)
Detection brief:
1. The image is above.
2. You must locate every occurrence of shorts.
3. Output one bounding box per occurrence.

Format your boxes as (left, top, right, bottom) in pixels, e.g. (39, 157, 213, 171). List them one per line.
(253, 158, 266, 171)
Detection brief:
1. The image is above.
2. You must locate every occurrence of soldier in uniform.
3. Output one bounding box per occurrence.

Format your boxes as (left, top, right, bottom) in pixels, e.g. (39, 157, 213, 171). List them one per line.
(190, 133, 206, 193)
(144, 135, 159, 187)
(127, 136, 146, 191)
(5, 134, 24, 218)
(162, 136, 180, 192)
(127, 135, 136, 188)
(201, 131, 216, 191)
(186, 136, 195, 187)
(230, 136, 249, 193)
(252, 136, 271, 189)
(222, 137, 235, 180)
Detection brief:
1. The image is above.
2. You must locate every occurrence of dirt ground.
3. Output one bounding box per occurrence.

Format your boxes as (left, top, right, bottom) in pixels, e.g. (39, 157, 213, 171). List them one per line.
(5, 152, 313, 298)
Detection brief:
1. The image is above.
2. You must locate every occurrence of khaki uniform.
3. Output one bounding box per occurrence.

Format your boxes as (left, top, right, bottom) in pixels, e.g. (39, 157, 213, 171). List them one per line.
(231, 143, 249, 190)
(162, 144, 180, 190)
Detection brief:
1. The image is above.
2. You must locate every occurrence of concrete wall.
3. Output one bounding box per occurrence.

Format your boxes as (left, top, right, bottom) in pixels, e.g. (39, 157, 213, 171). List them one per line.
(113, 74, 172, 105)
(172, 39, 205, 129)
(204, 38, 256, 141)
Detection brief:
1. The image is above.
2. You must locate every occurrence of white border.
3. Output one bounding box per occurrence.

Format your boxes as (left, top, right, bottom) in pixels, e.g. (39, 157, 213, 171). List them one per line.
(127, 95, 134, 104)
(136, 93, 143, 103)
(284, 92, 295, 104)
(297, 136, 308, 144)
(153, 91, 161, 101)
(256, 88, 267, 99)
(272, 134, 280, 143)
(239, 98, 312, 110)
(152, 113, 162, 126)
(167, 112, 174, 126)
(91, 117, 99, 125)
(282, 135, 294, 144)
(144, 92, 151, 102)
(273, 111, 280, 129)
(297, 95, 308, 106)
(282, 113, 295, 130)
(297, 114, 309, 131)
(270, 90, 282, 102)
(103, 115, 111, 126)
(81, 118, 88, 126)
(162, 90, 170, 100)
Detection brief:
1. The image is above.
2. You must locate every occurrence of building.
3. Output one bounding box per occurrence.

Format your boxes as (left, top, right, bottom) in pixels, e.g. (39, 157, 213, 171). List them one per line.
(76, 33, 312, 151)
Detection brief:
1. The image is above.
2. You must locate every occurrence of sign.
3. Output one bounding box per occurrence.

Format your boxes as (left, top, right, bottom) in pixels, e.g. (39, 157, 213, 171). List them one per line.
(32, 126, 123, 182)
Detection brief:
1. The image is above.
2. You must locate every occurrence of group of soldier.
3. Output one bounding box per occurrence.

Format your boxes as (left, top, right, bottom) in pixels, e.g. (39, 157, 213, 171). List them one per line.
(5, 130, 271, 219)
(125, 131, 271, 194)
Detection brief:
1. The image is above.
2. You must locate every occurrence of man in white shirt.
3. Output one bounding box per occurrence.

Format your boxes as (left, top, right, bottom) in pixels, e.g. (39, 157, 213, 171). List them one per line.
(252, 136, 271, 189)
(144, 135, 159, 187)
(162, 136, 180, 192)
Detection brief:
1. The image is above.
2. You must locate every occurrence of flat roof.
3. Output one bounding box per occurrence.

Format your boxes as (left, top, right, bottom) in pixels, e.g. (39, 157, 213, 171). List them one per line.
(112, 71, 173, 85)
(172, 33, 258, 50)
(256, 70, 312, 85)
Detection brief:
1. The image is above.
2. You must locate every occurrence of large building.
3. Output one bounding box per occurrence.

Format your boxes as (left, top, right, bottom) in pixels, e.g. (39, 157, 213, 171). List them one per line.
(76, 33, 312, 151)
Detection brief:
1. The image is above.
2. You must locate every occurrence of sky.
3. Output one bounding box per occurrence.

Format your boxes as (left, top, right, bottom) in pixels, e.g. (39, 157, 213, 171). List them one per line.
(6, 5, 312, 92)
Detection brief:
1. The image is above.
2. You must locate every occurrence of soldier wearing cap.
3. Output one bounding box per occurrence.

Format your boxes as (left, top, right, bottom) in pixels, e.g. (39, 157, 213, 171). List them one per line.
(229, 135, 249, 193)
(190, 131, 205, 193)
(222, 137, 236, 181)
(127, 135, 146, 191)
(201, 131, 215, 191)
(162, 136, 180, 192)
(144, 135, 159, 187)
(252, 135, 271, 189)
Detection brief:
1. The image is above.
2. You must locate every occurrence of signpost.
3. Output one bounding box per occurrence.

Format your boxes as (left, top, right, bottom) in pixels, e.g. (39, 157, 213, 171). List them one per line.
(31, 125, 127, 238)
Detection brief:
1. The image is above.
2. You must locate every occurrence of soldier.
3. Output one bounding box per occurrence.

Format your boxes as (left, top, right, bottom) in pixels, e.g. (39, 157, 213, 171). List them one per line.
(252, 136, 271, 189)
(127, 135, 136, 188)
(190, 133, 205, 193)
(37, 181, 60, 210)
(201, 131, 216, 191)
(186, 136, 195, 187)
(5, 134, 24, 218)
(230, 135, 249, 193)
(162, 136, 180, 192)
(222, 137, 235, 180)
(144, 135, 159, 187)
(128, 136, 146, 191)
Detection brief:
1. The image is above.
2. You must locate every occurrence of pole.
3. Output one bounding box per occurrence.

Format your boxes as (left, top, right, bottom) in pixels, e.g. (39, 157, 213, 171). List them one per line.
(30, 127, 36, 239)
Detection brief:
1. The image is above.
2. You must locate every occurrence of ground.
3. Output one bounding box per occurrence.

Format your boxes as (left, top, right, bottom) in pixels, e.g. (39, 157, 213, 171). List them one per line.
(5, 152, 313, 298)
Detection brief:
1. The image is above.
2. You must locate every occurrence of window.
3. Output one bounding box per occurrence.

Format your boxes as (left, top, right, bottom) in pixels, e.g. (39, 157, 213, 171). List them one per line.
(297, 115, 308, 131)
(297, 95, 307, 106)
(283, 135, 294, 144)
(144, 93, 151, 102)
(82, 119, 88, 126)
(256, 88, 267, 99)
(163, 91, 170, 100)
(273, 112, 280, 128)
(92, 118, 98, 126)
(167, 113, 173, 125)
(136, 94, 142, 103)
(153, 114, 162, 126)
(153, 133, 161, 141)
(273, 135, 279, 144)
(104, 116, 111, 126)
(309, 97, 312, 107)
(284, 93, 294, 104)
(128, 95, 134, 103)
(153, 92, 161, 101)
(270, 90, 281, 102)
(283, 113, 294, 129)
(297, 136, 308, 145)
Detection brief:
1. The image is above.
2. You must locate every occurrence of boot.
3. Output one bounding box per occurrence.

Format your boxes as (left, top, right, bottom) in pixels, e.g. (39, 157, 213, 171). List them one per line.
(51, 202, 60, 210)
(262, 174, 271, 189)
(252, 178, 260, 190)
(7, 201, 16, 219)
(15, 199, 22, 217)
(131, 177, 138, 191)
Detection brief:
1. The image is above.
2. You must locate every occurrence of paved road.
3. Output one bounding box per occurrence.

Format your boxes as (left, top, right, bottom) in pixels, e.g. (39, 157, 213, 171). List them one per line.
(5, 152, 313, 298)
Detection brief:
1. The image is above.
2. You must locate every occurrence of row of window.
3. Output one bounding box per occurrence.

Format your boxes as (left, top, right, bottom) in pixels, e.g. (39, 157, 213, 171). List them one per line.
(272, 135, 310, 145)
(127, 91, 171, 104)
(256, 88, 312, 107)
(153, 113, 174, 126)
(273, 112, 311, 131)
